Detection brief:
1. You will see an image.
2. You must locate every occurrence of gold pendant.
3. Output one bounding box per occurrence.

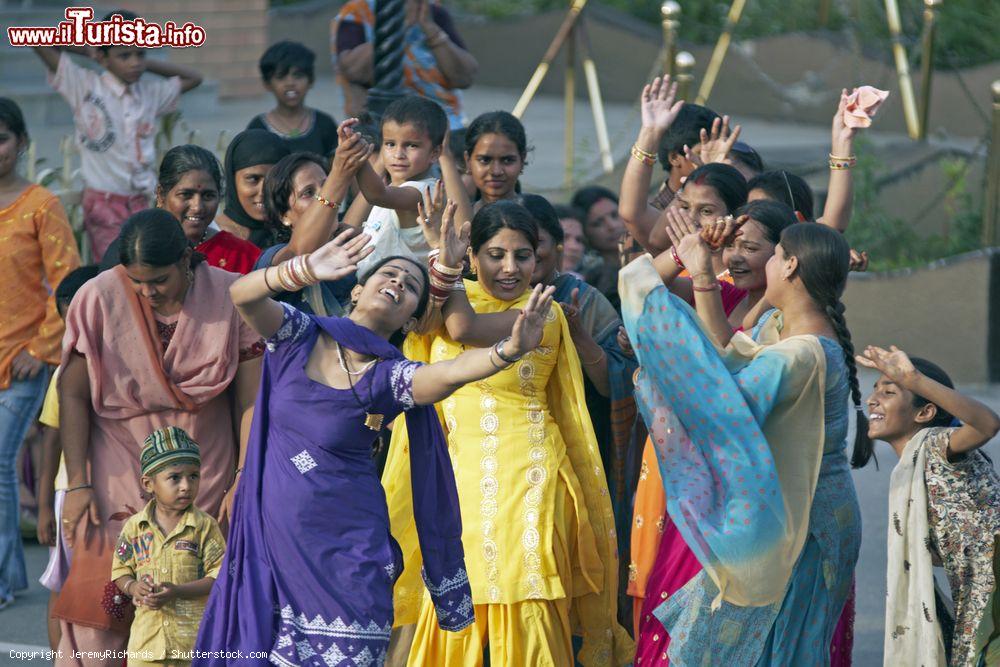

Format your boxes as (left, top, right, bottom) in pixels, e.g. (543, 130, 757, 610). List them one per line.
(365, 413, 384, 431)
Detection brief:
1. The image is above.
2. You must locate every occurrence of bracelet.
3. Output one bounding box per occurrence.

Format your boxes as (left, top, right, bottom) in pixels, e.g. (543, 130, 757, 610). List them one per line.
(828, 153, 856, 170)
(582, 349, 606, 366)
(313, 194, 339, 209)
(125, 580, 137, 597)
(630, 145, 656, 166)
(431, 258, 464, 277)
(692, 282, 721, 293)
(300, 254, 319, 284)
(65, 483, 92, 493)
(670, 246, 685, 269)
(494, 336, 522, 364)
(263, 266, 279, 293)
(487, 345, 507, 370)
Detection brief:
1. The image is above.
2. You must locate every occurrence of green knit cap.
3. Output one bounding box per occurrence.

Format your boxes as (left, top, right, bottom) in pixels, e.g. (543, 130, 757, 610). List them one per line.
(140, 426, 201, 476)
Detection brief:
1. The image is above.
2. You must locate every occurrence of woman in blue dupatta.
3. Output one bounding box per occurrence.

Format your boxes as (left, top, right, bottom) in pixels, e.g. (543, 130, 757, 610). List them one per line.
(521, 194, 638, 607)
(620, 222, 863, 665)
(194, 230, 556, 666)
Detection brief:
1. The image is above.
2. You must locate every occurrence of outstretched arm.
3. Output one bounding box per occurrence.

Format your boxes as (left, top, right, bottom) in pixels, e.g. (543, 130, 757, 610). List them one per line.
(230, 230, 373, 339)
(620, 77, 684, 254)
(857, 346, 1000, 457)
(144, 58, 203, 93)
(412, 284, 554, 405)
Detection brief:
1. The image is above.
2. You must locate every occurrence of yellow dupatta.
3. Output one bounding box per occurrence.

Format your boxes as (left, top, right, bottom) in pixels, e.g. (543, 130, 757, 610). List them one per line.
(382, 280, 633, 664)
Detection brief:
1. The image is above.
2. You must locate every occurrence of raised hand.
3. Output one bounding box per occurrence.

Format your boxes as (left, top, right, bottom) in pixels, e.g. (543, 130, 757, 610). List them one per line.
(700, 214, 746, 251)
(331, 119, 374, 178)
(662, 207, 712, 276)
(306, 228, 374, 282)
(832, 88, 857, 157)
(416, 180, 446, 249)
(849, 248, 869, 272)
(640, 76, 684, 134)
(438, 200, 471, 269)
(855, 345, 919, 388)
(685, 115, 742, 167)
(507, 284, 556, 357)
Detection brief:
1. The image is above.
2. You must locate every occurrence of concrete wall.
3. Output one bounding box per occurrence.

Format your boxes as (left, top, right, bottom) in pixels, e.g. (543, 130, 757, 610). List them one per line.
(843, 249, 1000, 384)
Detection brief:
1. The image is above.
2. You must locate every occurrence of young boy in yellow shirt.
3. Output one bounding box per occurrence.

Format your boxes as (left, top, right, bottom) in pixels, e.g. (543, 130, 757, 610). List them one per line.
(112, 426, 224, 666)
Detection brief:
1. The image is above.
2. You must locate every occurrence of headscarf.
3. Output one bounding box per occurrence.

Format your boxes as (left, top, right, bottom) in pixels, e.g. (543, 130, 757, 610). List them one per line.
(223, 130, 290, 248)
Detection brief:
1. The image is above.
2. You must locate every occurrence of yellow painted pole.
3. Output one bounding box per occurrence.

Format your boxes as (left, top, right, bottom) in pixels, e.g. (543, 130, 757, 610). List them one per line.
(578, 20, 614, 174)
(695, 0, 746, 105)
(884, 0, 921, 139)
(917, 0, 942, 140)
(512, 0, 588, 118)
(661, 1, 681, 78)
(983, 80, 1000, 247)
(676, 51, 696, 101)
(565, 25, 576, 189)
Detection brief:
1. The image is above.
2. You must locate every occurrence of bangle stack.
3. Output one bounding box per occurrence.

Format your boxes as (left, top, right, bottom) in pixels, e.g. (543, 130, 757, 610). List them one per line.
(313, 194, 339, 209)
(829, 153, 857, 170)
(631, 144, 657, 166)
(274, 254, 319, 293)
(429, 258, 463, 308)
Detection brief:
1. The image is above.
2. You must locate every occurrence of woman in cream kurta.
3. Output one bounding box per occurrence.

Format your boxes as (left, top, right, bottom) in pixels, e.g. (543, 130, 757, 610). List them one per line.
(383, 200, 632, 666)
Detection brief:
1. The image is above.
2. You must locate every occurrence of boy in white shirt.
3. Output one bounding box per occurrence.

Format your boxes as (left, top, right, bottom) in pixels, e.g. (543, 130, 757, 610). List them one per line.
(34, 9, 203, 262)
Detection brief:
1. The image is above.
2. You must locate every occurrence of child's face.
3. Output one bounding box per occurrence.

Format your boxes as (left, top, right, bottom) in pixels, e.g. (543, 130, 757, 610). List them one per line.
(235, 164, 273, 222)
(380, 121, 441, 183)
(266, 68, 311, 109)
(465, 132, 523, 202)
(142, 462, 200, 512)
(97, 47, 146, 85)
(866, 375, 927, 443)
(0, 120, 25, 181)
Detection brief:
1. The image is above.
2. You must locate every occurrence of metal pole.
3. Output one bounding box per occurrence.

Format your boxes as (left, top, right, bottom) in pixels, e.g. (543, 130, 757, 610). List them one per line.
(983, 80, 1000, 247)
(917, 0, 942, 140)
(513, 0, 588, 118)
(577, 20, 614, 174)
(661, 1, 680, 78)
(565, 25, 576, 189)
(695, 0, 746, 105)
(675, 51, 696, 101)
(884, 0, 921, 139)
(366, 0, 406, 121)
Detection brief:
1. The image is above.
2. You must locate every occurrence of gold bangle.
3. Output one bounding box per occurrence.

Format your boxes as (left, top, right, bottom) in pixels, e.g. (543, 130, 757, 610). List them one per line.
(828, 153, 856, 162)
(631, 145, 656, 166)
(582, 349, 606, 366)
(300, 254, 318, 283)
(632, 143, 656, 160)
(431, 258, 464, 277)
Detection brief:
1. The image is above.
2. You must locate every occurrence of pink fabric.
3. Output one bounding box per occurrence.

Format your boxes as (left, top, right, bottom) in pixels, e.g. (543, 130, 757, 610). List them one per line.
(56, 621, 127, 667)
(81, 188, 148, 263)
(53, 262, 259, 644)
(843, 86, 889, 129)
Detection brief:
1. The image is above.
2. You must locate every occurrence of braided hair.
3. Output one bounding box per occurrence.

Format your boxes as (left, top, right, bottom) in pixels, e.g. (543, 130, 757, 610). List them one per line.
(778, 223, 873, 467)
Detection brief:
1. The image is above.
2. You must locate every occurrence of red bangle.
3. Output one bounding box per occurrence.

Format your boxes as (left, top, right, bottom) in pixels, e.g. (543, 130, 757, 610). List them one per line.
(671, 246, 685, 269)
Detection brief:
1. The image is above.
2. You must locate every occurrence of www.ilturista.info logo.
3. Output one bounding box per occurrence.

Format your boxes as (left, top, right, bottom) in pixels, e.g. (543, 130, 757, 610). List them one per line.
(7, 7, 206, 48)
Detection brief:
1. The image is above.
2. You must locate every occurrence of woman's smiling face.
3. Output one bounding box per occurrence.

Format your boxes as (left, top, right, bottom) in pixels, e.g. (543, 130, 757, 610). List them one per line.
(472, 227, 536, 301)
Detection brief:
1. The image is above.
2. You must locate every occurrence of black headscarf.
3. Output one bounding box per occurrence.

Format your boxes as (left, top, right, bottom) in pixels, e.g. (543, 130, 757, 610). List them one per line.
(223, 129, 290, 248)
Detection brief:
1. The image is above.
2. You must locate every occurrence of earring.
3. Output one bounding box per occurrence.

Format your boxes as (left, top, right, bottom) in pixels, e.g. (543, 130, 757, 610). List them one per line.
(282, 218, 292, 228)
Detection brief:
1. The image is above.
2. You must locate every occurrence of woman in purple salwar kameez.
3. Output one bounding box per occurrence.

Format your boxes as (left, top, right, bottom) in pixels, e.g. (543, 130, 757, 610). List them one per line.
(194, 230, 556, 666)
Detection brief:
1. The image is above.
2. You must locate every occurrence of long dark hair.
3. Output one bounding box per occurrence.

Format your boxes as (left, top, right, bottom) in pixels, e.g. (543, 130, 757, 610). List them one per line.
(778, 223, 869, 467)
(734, 199, 797, 244)
(358, 255, 430, 346)
(119, 209, 206, 268)
(0, 97, 28, 142)
(263, 151, 328, 242)
(685, 163, 748, 214)
(465, 111, 528, 161)
(470, 200, 539, 254)
(518, 194, 562, 243)
(748, 170, 815, 221)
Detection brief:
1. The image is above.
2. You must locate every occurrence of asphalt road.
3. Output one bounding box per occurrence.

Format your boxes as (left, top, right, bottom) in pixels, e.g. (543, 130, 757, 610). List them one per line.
(2, 375, 998, 666)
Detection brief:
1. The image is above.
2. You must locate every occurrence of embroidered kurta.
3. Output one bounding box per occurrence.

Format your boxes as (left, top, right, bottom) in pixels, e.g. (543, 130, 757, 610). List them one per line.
(0, 184, 80, 389)
(195, 305, 472, 666)
(384, 280, 633, 665)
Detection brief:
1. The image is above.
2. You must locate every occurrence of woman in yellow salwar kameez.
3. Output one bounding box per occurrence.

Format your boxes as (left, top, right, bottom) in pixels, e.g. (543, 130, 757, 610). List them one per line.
(383, 200, 633, 666)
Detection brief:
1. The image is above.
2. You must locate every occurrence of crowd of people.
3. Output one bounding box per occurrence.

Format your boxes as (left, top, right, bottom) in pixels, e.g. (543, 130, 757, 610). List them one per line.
(1, 7, 998, 667)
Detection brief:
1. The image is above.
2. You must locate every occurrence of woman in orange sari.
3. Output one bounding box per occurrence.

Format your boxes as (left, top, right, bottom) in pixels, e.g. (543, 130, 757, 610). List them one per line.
(55, 210, 263, 665)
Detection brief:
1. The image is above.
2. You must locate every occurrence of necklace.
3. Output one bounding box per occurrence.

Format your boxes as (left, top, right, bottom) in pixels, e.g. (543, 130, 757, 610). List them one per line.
(336, 341, 384, 432)
(335, 341, 377, 376)
(268, 110, 309, 138)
